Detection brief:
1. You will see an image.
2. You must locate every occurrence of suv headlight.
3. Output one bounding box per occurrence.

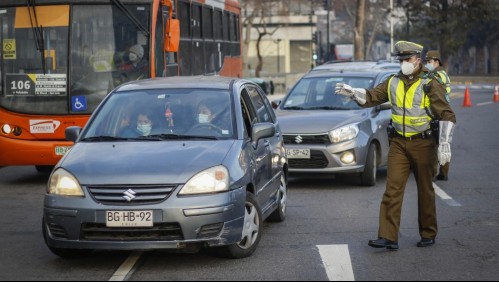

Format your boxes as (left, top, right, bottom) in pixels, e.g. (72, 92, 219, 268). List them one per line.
(329, 124, 359, 143)
(48, 168, 84, 197)
(179, 166, 229, 195)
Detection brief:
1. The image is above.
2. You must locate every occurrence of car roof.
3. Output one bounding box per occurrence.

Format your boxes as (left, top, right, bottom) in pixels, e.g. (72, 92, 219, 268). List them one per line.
(114, 76, 239, 92)
(301, 69, 395, 79)
(311, 60, 399, 73)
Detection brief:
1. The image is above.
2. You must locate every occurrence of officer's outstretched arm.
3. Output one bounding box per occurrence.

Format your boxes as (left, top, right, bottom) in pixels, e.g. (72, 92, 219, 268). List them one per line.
(335, 83, 367, 105)
(438, 121, 455, 166)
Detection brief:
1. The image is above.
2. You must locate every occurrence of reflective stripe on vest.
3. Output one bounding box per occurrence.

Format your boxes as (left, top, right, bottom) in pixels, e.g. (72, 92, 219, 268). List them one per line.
(387, 76, 432, 137)
(437, 70, 451, 102)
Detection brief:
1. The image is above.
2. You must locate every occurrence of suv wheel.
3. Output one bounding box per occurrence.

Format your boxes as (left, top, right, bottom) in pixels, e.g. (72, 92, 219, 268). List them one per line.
(360, 143, 377, 186)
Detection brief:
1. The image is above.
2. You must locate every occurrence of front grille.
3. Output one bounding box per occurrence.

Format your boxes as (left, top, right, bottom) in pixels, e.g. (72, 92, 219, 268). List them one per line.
(283, 134, 330, 145)
(87, 185, 177, 205)
(81, 223, 183, 241)
(289, 150, 329, 169)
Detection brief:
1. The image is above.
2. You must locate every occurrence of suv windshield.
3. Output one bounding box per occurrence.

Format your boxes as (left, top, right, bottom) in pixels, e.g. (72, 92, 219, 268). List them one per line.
(282, 76, 374, 110)
(83, 89, 235, 140)
(0, 4, 150, 115)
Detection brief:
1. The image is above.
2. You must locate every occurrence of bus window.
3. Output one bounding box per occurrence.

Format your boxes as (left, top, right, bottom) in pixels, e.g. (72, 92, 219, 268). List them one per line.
(70, 4, 150, 114)
(0, 6, 70, 115)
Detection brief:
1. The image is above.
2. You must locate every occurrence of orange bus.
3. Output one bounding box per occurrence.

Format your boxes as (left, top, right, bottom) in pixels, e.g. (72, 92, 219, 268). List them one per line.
(0, 0, 242, 171)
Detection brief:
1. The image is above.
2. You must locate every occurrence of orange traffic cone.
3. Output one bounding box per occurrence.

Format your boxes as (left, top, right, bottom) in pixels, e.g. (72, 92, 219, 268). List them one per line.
(494, 85, 499, 103)
(463, 86, 472, 107)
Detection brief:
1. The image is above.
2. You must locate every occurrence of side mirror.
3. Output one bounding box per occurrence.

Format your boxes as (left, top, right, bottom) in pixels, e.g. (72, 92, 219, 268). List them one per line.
(251, 123, 275, 145)
(164, 19, 180, 52)
(380, 102, 391, 111)
(271, 100, 281, 109)
(65, 126, 82, 142)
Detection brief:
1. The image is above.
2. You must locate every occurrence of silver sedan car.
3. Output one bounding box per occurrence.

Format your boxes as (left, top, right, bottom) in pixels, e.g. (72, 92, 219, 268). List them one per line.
(274, 70, 395, 186)
(43, 76, 288, 259)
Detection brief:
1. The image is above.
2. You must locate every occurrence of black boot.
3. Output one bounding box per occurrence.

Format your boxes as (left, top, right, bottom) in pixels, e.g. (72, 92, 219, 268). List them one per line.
(368, 238, 399, 250)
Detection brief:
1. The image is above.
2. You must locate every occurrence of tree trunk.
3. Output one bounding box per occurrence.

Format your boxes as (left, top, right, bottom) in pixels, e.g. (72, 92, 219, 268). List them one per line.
(255, 33, 265, 77)
(354, 0, 365, 60)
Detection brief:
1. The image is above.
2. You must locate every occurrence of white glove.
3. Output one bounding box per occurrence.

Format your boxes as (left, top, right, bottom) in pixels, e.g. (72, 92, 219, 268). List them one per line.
(335, 83, 367, 104)
(437, 121, 455, 166)
(438, 142, 451, 166)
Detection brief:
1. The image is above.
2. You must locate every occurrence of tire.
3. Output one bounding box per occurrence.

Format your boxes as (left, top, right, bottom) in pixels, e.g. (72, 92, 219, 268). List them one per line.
(42, 219, 91, 258)
(267, 174, 287, 222)
(216, 192, 263, 259)
(360, 143, 377, 187)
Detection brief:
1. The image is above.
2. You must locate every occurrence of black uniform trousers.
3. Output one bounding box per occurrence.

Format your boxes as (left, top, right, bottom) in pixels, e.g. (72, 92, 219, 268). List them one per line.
(378, 135, 438, 242)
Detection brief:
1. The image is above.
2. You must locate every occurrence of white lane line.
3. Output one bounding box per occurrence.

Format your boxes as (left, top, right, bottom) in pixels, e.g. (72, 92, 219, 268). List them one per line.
(109, 251, 143, 281)
(476, 101, 494, 107)
(317, 244, 355, 281)
(433, 182, 461, 207)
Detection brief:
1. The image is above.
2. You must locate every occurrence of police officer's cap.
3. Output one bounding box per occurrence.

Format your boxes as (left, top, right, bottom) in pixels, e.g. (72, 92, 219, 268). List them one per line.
(425, 50, 442, 64)
(392, 41, 424, 60)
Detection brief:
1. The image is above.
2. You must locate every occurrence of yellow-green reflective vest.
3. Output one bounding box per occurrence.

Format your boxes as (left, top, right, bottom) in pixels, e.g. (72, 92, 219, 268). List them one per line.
(387, 76, 432, 137)
(437, 70, 451, 102)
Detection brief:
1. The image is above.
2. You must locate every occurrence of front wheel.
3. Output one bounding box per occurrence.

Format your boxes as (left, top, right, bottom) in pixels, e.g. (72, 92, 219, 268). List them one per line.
(360, 143, 377, 186)
(216, 192, 263, 259)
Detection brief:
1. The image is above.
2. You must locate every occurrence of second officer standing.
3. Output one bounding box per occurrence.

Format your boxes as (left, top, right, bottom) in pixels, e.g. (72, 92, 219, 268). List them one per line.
(335, 41, 456, 250)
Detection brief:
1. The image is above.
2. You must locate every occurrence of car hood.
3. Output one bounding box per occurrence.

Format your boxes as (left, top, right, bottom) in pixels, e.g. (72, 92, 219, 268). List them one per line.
(60, 140, 235, 185)
(276, 109, 368, 134)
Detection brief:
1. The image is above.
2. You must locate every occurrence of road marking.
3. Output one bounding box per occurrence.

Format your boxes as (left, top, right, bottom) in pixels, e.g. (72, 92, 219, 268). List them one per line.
(476, 101, 494, 107)
(317, 245, 355, 281)
(109, 251, 142, 281)
(433, 182, 461, 206)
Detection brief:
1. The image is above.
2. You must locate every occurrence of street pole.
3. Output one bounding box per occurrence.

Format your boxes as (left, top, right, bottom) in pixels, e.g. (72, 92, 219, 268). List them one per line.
(326, 0, 330, 62)
(390, 0, 393, 55)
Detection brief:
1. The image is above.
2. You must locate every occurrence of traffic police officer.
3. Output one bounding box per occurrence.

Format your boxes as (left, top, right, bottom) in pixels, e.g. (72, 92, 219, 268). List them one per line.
(335, 41, 456, 250)
(425, 50, 452, 181)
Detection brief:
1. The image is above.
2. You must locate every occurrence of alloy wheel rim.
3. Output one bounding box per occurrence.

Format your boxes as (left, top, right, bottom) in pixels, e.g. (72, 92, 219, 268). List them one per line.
(279, 175, 287, 214)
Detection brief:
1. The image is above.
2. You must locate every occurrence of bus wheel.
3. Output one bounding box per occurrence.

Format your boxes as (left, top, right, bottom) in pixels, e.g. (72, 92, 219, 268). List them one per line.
(36, 166, 54, 174)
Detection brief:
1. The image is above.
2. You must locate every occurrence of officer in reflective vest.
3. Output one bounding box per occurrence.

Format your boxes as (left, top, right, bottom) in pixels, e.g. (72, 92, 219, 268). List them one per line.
(425, 50, 452, 181)
(335, 41, 456, 250)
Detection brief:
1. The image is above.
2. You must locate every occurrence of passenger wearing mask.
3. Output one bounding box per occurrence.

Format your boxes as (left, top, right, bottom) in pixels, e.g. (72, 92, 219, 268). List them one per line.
(120, 44, 148, 81)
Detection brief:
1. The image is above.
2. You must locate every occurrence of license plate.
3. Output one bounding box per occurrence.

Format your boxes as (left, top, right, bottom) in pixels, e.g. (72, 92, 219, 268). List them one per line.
(106, 210, 153, 227)
(286, 148, 310, 159)
(55, 146, 72, 156)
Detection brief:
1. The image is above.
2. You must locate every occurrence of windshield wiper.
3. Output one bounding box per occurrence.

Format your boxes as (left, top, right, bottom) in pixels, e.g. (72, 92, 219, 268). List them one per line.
(308, 106, 351, 110)
(283, 106, 306, 110)
(26, 0, 46, 74)
(111, 0, 149, 37)
(148, 134, 219, 140)
(80, 136, 129, 142)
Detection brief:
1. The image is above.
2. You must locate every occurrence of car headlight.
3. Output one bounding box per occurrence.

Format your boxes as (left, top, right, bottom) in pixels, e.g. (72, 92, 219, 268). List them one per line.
(329, 124, 359, 143)
(48, 168, 84, 197)
(179, 166, 229, 195)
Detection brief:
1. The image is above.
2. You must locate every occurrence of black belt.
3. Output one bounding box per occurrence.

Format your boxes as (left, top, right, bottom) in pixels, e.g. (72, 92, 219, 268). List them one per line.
(395, 130, 433, 140)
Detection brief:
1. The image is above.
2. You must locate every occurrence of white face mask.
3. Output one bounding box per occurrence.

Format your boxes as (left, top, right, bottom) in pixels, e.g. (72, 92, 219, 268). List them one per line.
(129, 53, 138, 62)
(425, 63, 435, 71)
(198, 114, 210, 124)
(401, 60, 418, 75)
(137, 124, 152, 135)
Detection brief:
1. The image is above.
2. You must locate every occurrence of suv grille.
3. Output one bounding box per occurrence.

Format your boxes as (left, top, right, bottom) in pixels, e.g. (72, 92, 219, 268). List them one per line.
(283, 134, 330, 145)
(87, 185, 177, 205)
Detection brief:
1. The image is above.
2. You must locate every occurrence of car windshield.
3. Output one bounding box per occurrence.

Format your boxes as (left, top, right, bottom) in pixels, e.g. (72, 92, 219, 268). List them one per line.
(282, 76, 375, 110)
(82, 89, 235, 140)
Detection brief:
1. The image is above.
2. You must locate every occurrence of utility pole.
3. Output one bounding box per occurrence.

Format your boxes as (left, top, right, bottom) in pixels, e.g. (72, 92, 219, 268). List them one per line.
(390, 0, 393, 55)
(324, 0, 330, 62)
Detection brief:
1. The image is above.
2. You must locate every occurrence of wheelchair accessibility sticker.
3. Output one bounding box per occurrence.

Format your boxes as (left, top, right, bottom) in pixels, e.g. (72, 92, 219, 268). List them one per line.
(72, 96, 88, 112)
